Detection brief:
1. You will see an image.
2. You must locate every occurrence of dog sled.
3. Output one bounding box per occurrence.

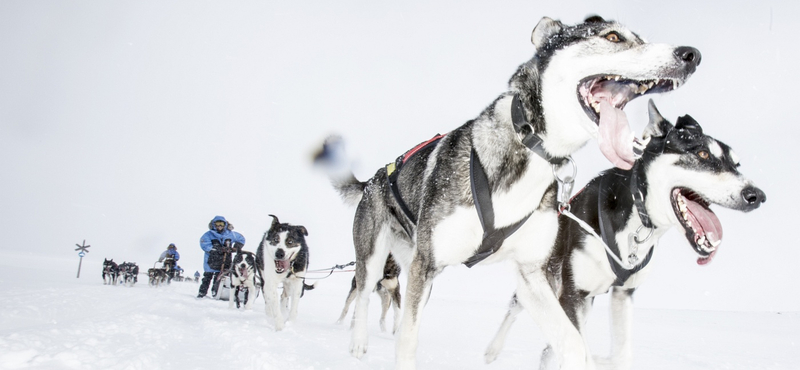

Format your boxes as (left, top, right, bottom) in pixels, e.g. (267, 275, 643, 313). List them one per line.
(147, 257, 176, 287)
(210, 248, 262, 304)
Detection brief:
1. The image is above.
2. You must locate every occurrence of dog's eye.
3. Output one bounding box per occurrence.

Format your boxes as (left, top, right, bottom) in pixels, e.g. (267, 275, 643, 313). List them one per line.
(604, 32, 622, 43)
(697, 150, 709, 159)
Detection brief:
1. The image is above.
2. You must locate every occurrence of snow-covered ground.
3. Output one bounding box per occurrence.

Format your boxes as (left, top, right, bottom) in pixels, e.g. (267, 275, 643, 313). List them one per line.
(1, 250, 797, 370)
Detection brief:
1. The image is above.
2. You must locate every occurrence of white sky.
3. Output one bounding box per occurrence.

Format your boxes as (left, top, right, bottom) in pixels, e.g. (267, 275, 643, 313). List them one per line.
(1, 0, 797, 312)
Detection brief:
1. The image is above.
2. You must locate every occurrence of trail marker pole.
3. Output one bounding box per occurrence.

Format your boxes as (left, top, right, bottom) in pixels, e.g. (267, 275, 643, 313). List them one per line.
(75, 240, 91, 278)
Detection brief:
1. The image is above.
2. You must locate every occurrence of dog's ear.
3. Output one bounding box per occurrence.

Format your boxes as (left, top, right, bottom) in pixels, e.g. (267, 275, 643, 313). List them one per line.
(268, 214, 280, 229)
(298, 226, 308, 236)
(583, 15, 605, 23)
(643, 99, 670, 139)
(675, 114, 703, 134)
(531, 17, 563, 49)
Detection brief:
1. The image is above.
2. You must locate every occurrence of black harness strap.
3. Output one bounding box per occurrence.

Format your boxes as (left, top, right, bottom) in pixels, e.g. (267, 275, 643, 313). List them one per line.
(463, 94, 564, 267)
(463, 149, 533, 267)
(387, 134, 445, 225)
(597, 174, 655, 286)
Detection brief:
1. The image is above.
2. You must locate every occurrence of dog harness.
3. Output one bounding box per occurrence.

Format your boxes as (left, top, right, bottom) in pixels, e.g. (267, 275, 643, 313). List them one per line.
(596, 169, 656, 286)
(463, 94, 567, 267)
(385, 94, 566, 268)
(386, 134, 446, 227)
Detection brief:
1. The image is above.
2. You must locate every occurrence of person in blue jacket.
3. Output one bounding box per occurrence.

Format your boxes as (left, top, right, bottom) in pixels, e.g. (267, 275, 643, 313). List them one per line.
(197, 215, 245, 298)
(158, 243, 180, 264)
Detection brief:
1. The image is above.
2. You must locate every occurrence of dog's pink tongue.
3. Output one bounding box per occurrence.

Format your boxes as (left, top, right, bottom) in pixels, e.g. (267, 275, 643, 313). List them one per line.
(685, 199, 724, 265)
(276, 260, 290, 271)
(597, 100, 637, 170)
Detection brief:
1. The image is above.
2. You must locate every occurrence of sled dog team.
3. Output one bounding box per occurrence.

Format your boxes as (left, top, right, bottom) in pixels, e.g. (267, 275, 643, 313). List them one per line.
(207, 15, 765, 370)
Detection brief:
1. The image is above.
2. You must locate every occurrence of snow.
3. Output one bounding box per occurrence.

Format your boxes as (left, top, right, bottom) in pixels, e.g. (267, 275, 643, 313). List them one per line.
(1, 250, 797, 369)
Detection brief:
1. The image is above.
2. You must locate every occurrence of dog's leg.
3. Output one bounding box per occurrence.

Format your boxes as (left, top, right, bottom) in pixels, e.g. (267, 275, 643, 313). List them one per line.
(350, 227, 393, 359)
(261, 277, 284, 331)
(337, 277, 357, 324)
(485, 294, 524, 363)
(515, 266, 589, 370)
(287, 278, 303, 322)
(391, 279, 401, 334)
(605, 287, 635, 370)
(244, 279, 256, 310)
(229, 283, 237, 309)
(395, 252, 437, 370)
(377, 281, 391, 332)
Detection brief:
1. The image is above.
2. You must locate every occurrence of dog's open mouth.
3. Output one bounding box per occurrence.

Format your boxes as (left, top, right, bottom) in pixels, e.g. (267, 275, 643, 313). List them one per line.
(671, 188, 723, 265)
(274, 259, 290, 274)
(578, 75, 677, 169)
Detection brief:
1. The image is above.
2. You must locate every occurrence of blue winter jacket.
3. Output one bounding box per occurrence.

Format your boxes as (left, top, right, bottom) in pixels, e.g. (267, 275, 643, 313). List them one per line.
(158, 249, 180, 262)
(200, 215, 246, 272)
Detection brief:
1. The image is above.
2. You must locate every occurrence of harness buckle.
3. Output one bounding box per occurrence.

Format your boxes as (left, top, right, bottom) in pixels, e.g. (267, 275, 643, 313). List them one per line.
(552, 156, 577, 209)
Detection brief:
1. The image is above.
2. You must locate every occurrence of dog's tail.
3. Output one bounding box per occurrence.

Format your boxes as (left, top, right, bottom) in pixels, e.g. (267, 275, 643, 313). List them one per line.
(300, 280, 318, 298)
(312, 135, 365, 206)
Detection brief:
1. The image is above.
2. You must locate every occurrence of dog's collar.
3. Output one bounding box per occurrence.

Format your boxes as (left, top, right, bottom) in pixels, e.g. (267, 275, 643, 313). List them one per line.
(511, 94, 565, 166)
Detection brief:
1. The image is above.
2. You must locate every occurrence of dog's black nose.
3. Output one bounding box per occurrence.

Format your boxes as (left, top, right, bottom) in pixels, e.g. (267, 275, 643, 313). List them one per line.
(275, 249, 285, 259)
(741, 186, 766, 209)
(674, 46, 702, 69)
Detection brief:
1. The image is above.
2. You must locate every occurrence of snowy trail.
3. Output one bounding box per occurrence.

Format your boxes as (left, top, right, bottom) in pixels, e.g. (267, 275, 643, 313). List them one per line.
(0, 251, 798, 369)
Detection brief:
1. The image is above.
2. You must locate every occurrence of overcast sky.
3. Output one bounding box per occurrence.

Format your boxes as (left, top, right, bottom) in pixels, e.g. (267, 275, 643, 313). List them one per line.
(1, 0, 797, 312)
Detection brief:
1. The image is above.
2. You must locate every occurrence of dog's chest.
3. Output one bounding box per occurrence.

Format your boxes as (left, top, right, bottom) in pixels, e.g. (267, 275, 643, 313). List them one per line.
(431, 157, 555, 265)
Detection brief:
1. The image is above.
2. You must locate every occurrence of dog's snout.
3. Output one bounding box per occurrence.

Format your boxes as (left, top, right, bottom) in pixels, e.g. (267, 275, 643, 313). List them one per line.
(674, 46, 702, 69)
(275, 249, 285, 259)
(741, 186, 766, 209)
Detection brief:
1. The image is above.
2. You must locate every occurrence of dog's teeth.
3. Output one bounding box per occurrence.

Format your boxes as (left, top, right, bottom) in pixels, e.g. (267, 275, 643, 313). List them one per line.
(698, 235, 706, 245)
(710, 239, 722, 248)
(637, 84, 649, 94)
(648, 81, 655, 88)
(614, 76, 621, 81)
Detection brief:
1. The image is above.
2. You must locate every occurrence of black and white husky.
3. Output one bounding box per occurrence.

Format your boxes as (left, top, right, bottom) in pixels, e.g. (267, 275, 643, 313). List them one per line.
(255, 214, 311, 331)
(337, 254, 402, 334)
(102, 258, 119, 285)
(229, 250, 258, 310)
(483, 101, 766, 369)
(317, 15, 701, 368)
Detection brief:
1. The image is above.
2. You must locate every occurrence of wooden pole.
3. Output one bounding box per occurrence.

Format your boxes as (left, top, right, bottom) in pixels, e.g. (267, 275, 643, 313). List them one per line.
(77, 255, 83, 278)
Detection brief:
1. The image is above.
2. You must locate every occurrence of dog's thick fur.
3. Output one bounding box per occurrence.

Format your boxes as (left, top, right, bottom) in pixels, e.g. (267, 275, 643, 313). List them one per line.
(255, 214, 310, 331)
(483, 102, 766, 369)
(102, 258, 118, 285)
(320, 16, 701, 368)
(229, 250, 259, 310)
(337, 254, 401, 333)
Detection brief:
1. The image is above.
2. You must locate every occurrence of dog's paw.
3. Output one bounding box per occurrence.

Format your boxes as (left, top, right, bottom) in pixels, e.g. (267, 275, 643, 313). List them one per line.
(484, 347, 500, 364)
(349, 340, 368, 359)
(592, 356, 616, 370)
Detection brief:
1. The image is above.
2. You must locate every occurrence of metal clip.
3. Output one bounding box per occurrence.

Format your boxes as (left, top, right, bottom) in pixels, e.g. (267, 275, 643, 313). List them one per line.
(552, 156, 577, 209)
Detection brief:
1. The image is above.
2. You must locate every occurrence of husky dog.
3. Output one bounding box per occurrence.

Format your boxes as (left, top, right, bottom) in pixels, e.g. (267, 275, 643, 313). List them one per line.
(118, 262, 139, 286)
(317, 15, 701, 368)
(102, 258, 119, 285)
(229, 250, 259, 309)
(256, 214, 311, 331)
(337, 254, 402, 333)
(483, 101, 766, 369)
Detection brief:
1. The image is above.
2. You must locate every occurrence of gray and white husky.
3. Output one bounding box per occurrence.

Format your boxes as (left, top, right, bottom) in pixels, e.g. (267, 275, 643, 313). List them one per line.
(483, 101, 766, 369)
(317, 15, 701, 369)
